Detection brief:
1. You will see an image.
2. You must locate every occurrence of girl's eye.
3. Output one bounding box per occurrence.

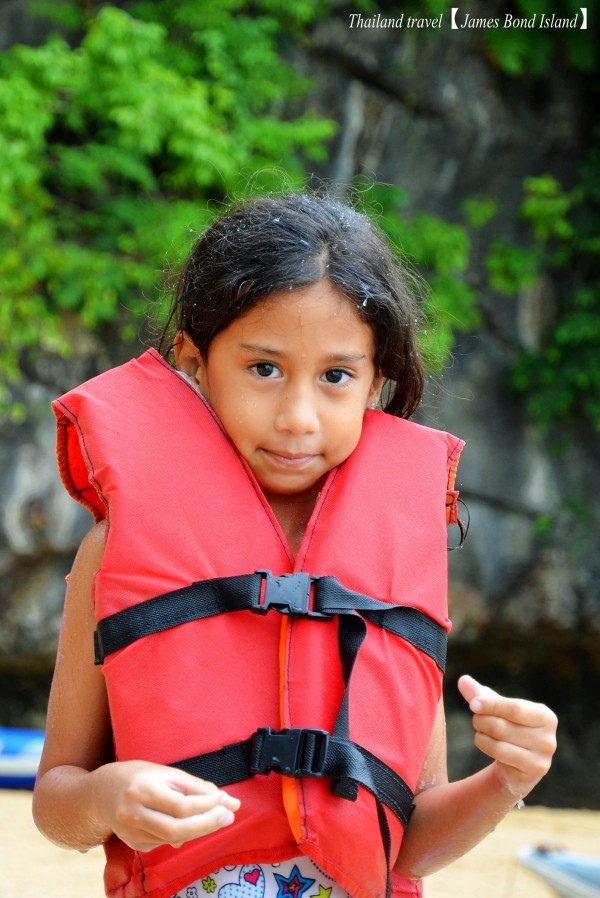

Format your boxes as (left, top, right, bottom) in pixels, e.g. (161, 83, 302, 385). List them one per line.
(252, 362, 279, 378)
(323, 368, 351, 385)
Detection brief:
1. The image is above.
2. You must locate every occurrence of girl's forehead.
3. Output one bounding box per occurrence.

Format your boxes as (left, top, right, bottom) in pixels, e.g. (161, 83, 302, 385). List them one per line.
(215, 280, 376, 359)
(243, 281, 364, 329)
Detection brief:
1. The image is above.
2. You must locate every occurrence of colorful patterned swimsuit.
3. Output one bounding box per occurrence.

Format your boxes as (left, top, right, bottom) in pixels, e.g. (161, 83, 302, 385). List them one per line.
(171, 858, 350, 898)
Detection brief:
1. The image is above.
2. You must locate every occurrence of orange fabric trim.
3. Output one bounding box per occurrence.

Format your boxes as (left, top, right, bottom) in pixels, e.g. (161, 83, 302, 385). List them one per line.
(279, 616, 303, 842)
(278, 615, 288, 726)
(446, 490, 460, 525)
(281, 773, 302, 842)
(447, 447, 460, 491)
(446, 446, 462, 525)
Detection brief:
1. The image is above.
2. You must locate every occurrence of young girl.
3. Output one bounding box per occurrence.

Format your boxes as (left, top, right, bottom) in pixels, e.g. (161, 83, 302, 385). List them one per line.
(33, 193, 557, 898)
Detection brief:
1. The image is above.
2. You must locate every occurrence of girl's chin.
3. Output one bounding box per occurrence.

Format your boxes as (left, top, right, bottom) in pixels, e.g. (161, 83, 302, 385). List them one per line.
(257, 472, 329, 501)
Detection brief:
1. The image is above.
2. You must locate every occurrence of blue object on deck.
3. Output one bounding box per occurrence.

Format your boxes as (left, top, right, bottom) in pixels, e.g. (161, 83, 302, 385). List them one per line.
(0, 726, 44, 789)
(517, 846, 600, 898)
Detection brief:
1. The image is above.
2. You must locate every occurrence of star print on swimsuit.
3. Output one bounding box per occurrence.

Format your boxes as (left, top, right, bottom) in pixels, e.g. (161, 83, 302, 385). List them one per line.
(310, 887, 332, 898)
(273, 864, 315, 898)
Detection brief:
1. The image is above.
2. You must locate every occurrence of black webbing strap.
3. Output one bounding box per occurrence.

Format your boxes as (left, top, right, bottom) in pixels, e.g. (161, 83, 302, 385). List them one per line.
(170, 728, 414, 827)
(94, 570, 447, 669)
(94, 574, 260, 664)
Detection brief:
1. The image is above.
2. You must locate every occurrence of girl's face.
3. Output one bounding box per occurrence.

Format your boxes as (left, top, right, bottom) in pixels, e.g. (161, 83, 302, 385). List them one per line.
(176, 281, 383, 499)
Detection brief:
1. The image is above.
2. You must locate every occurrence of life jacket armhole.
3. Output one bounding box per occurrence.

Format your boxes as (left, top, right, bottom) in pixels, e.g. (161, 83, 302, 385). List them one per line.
(55, 409, 107, 522)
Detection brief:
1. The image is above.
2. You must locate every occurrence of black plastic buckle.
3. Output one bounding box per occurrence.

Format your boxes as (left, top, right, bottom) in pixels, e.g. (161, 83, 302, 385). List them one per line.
(252, 570, 331, 619)
(250, 727, 330, 777)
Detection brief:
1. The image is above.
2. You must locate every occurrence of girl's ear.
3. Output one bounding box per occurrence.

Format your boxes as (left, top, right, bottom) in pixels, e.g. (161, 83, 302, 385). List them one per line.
(173, 331, 203, 376)
(368, 374, 385, 410)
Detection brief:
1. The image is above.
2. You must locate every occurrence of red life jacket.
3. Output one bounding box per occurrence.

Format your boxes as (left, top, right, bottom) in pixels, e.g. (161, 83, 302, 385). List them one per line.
(53, 349, 464, 898)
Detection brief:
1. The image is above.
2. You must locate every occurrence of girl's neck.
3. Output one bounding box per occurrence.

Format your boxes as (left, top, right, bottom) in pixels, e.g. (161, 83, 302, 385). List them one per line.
(263, 482, 324, 559)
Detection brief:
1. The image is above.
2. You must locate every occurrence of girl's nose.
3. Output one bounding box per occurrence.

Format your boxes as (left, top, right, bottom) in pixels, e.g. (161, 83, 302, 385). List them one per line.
(274, 387, 319, 435)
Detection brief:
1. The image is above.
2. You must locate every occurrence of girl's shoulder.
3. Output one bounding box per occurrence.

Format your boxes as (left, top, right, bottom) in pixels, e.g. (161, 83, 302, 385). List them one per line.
(85, 519, 107, 552)
(71, 520, 107, 580)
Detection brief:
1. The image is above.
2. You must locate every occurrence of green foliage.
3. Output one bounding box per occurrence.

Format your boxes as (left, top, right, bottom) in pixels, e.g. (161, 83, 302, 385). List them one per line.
(357, 152, 599, 433)
(483, 0, 596, 76)
(462, 197, 498, 230)
(357, 183, 481, 369)
(470, 161, 600, 432)
(486, 242, 540, 295)
(521, 175, 576, 242)
(504, 160, 600, 431)
(0, 1, 336, 407)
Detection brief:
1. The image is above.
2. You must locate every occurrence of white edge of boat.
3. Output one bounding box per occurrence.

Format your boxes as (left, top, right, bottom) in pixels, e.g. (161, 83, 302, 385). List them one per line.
(517, 846, 600, 898)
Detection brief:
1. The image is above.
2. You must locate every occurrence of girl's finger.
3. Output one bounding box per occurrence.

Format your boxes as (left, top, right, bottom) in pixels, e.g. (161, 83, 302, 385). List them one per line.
(473, 731, 549, 771)
(474, 734, 555, 795)
(472, 732, 528, 770)
(117, 765, 241, 820)
(476, 697, 556, 728)
(153, 786, 239, 820)
(471, 713, 549, 747)
(162, 770, 226, 797)
(134, 802, 237, 849)
(459, 675, 558, 729)
(457, 674, 495, 706)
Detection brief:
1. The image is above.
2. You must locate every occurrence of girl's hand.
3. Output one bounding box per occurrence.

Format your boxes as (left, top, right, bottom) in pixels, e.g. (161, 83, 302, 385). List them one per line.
(92, 760, 241, 853)
(458, 674, 557, 800)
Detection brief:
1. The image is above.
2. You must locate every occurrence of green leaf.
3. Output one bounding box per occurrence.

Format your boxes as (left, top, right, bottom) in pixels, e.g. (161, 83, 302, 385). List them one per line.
(486, 242, 540, 295)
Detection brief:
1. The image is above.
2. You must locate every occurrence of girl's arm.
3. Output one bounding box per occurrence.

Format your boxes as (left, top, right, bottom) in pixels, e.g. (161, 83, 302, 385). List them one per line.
(394, 676, 557, 879)
(32, 522, 240, 853)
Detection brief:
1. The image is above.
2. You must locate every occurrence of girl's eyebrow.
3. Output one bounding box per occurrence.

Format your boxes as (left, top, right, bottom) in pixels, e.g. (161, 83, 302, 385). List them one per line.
(239, 342, 284, 357)
(239, 343, 367, 364)
(328, 352, 367, 363)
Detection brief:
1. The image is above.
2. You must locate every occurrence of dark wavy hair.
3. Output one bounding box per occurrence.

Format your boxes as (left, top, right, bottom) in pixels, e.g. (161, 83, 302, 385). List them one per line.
(159, 193, 425, 418)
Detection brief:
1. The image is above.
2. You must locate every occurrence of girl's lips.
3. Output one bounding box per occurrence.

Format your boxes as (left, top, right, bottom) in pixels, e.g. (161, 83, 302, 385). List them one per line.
(261, 449, 317, 468)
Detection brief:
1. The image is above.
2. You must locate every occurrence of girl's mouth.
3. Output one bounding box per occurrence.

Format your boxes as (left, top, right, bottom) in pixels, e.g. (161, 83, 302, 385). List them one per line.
(261, 449, 318, 468)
